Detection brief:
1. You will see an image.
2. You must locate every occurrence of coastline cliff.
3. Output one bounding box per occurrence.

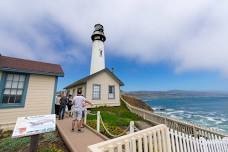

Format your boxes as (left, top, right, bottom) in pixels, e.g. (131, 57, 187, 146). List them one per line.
(121, 94, 154, 112)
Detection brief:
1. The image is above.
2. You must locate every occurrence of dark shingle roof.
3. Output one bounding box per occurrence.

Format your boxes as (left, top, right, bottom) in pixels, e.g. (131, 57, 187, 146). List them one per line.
(64, 68, 124, 89)
(0, 55, 64, 77)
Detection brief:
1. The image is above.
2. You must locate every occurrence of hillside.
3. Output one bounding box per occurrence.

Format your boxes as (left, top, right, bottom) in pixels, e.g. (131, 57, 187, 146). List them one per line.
(126, 90, 228, 99)
(121, 94, 153, 112)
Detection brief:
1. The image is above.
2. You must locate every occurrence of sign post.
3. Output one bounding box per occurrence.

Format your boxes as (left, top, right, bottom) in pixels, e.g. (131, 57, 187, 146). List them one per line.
(12, 114, 56, 152)
(30, 134, 40, 152)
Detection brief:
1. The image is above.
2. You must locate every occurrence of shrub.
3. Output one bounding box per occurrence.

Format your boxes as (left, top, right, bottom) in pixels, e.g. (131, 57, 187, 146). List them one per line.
(38, 144, 64, 152)
(41, 132, 60, 143)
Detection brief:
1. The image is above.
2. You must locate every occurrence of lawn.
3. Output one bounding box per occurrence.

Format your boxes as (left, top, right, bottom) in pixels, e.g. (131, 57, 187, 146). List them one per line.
(87, 99, 142, 138)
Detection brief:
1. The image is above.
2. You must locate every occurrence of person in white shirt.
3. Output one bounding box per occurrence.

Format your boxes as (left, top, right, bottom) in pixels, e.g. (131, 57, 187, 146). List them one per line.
(72, 91, 92, 132)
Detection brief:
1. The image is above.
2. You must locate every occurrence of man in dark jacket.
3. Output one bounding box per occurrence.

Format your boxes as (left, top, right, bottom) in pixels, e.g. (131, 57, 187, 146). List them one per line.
(67, 94, 73, 117)
(59, 92, 67, 120)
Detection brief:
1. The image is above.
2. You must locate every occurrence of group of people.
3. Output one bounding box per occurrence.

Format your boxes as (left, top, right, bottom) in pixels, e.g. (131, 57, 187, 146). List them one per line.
(55, 91, 93, 132)
(55, 92, 72, 120)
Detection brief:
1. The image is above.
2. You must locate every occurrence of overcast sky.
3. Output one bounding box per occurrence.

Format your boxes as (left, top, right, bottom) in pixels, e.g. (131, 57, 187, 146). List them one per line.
(1, 0, 228, 91)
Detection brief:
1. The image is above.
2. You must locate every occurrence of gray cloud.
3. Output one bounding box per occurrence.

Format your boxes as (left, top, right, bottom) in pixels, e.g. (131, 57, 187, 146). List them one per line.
(0, 0, 228, 75)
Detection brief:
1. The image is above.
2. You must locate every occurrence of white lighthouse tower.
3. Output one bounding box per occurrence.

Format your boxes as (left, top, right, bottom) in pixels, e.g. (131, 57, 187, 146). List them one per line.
(90, 24, 106, 75)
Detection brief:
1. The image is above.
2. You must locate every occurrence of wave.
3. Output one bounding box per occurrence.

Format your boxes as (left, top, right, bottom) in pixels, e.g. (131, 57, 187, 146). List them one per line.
(154, 108, 228, 132)
(147, 97, 228, 132)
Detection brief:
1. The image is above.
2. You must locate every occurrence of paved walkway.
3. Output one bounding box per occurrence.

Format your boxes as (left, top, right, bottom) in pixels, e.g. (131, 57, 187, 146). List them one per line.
(57, 118, 105, 152)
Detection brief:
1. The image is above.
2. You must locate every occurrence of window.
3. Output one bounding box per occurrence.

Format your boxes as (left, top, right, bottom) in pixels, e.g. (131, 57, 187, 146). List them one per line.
(92, 84, 101, 100)
(99, 49, 103, 57)
(108, 85, 115, 99)
(0, 73, 28, 107)
(77, 88, 82, 94)
(73, 89, 75, 95)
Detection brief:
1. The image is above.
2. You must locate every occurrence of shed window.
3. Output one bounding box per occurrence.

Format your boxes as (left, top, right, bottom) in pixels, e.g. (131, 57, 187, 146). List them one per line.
(108, 85, 115, 99)
(3, 74, 26, 103)
(92, 84, 101, 100)
(0, 73, 29, 108)
(99, 50, 103, 57)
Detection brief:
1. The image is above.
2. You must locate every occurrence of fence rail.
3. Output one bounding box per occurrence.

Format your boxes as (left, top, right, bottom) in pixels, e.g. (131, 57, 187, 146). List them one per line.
(121, 97, 227, 139)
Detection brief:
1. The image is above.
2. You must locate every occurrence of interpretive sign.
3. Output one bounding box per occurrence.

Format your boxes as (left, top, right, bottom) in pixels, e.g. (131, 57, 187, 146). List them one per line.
(12, 114, 56, 138)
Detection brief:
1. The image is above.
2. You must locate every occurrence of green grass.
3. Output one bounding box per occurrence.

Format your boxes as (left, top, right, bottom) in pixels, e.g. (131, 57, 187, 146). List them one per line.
(0, 132, 66, 152)
(0, 136, 30, 152)
(87, 99, 142, 137)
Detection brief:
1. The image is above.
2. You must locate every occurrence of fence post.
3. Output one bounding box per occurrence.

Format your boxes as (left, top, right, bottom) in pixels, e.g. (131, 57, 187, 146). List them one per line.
(200, 137, 208, 152)
(97, 111, 100, 133)
(165, 127, 172, 152)
(165, 116, 167, 125)
(84, 110, 87, 125)
(193, 126, 197, 138)
(130, 121, 134, 134)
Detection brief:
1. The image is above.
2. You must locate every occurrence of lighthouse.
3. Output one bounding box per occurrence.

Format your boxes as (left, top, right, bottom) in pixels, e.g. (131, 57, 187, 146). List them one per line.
(65, 24, 124, 107)
(90, 24, 106, 75)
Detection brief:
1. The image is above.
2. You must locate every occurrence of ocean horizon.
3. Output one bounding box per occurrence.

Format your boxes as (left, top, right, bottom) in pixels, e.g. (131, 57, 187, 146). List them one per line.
(143, 96, 228, 134)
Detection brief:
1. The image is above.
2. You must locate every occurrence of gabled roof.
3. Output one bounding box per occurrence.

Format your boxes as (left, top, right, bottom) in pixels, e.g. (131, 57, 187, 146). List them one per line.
(64, 68, 124, 89)
(0, 55, 64, 77)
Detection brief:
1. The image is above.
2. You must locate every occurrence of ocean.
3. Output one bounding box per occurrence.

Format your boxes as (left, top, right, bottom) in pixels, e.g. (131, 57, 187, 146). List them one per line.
(144, 97, 228, 133)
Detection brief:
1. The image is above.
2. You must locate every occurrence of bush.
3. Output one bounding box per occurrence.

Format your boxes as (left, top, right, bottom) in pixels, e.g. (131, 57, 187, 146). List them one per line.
(0, 130, 12, 139)
(41, 132, 60, 143)
(38, 144, 64, 152)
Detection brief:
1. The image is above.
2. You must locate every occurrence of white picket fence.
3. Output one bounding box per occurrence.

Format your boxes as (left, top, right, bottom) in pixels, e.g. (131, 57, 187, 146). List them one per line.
(88, 124, 228, 152)
(170, 129, 228, 152)
(88, 124, 171, 152)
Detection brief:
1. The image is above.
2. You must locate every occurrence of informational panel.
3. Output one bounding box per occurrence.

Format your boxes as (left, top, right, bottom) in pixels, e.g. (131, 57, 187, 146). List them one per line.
(12, 114, 56, 138)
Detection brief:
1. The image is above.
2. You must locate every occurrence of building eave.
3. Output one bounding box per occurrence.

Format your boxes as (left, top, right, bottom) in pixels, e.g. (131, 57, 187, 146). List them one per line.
(64, 82, 86, 89)
(0, 55, 64, 77)
(0, 68, 64, 77)
(64, 68, 124, 89)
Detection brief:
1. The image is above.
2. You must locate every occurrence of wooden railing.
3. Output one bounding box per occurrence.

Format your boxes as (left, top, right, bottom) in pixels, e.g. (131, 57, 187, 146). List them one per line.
(121, 97, 228, 139)
(88, 124, 171, 152)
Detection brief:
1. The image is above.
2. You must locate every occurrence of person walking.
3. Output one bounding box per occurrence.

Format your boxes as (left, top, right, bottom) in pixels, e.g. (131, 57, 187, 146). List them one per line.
(72, 91, 92, 132)
(59, 92, 67, 120)
(55, 95, 61, 116)
(67, 94, 73, 117)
